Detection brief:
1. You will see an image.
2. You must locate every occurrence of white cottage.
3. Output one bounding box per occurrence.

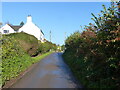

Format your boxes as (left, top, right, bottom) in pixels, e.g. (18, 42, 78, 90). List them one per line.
(19, 15, 44, 42)
(0, 15, 45, 42)
(0, 24, 16, 34)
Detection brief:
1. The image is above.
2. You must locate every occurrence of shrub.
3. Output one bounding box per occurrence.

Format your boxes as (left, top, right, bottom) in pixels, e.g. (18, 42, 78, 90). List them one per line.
(1, 35, 32, 86)
(6, 32, 39, 56)
(63, 1, 120, 88)
(1, 34, 54, 87)
(38, 41, 57, 53)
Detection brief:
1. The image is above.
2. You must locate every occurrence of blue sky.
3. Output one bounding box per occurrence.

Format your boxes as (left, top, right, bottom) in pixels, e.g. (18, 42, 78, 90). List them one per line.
(2, 2, 110, 45)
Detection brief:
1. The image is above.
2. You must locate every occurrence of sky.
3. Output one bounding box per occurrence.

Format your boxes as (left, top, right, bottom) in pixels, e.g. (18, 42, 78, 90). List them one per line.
(1, 1, 111, 45)
(1, 0, 114, 2)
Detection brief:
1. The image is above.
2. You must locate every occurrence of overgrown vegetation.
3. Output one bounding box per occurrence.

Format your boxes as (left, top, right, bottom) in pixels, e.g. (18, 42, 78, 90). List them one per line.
(63, 1, 120, 88)
(6, 32, 39, 56)
(32, 52, 53, 64)
(38, 41, 57, 54)
(1, 36, 32, 86)
(1, 32, 57, 87)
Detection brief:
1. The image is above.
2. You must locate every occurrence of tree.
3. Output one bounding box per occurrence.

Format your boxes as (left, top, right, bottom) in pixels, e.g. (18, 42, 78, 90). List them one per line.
(20, 21, 24, 26)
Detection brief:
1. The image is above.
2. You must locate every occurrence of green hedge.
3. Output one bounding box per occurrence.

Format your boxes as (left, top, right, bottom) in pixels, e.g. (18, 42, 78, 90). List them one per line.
(38, 41, 57, 53)
(1, 36, 32, 86)
(1, 33, 53, 87)
(6, 32, 39, 56)
(63, 2, 120, 88)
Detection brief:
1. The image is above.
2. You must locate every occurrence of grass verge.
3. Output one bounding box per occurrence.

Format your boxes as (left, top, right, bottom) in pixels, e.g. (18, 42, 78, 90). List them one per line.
(32, 51, 53, 64)
(2, 51, 53, 88)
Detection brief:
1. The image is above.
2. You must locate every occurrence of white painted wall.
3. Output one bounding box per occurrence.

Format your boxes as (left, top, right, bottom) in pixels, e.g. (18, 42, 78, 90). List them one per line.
(0, 24, 15, 34)
(19, 16, 45, 42)
(0, 16, 45, 42)
(40, 31, 44, 42)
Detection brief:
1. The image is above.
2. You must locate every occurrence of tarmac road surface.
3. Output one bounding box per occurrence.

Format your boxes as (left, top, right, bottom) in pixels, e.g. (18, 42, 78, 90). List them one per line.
(10, 52, 82, 88)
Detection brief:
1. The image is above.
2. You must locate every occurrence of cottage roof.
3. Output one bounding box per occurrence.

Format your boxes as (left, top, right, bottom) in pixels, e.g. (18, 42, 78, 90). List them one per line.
(40, 29, 44, 35)
(10, 25, 22, 31)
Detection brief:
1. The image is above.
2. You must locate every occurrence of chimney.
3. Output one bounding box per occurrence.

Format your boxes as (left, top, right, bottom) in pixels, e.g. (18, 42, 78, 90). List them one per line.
(27, 15, 32, 22)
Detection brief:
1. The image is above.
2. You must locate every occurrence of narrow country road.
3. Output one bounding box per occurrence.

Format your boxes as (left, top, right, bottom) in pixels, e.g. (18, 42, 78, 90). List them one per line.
(10, 52, 82, 88)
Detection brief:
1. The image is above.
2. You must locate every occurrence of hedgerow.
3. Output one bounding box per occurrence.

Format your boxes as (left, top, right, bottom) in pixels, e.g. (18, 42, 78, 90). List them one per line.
(6, 32, 39, 56)
(1, 33, 56, 87)
(38, 41, 57, 53)
(1, 35, 32, 86)
(63, 1, 120, 88)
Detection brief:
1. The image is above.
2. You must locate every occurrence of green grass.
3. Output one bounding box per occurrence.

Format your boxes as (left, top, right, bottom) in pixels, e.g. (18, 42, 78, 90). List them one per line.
(1, 33, 55, 87)
(1, 51, 53, 87)
(32, 51, 53, 64)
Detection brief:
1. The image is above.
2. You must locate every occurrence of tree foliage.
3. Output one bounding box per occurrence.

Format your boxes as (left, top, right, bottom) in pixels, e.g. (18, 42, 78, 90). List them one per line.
(20, 21, 24, 26)
(38, 41, 57, 53)
(63, 1, 120, 88)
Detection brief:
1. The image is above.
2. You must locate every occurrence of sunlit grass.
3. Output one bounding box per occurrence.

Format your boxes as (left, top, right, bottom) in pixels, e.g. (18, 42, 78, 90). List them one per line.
(32, 51, 53, 64)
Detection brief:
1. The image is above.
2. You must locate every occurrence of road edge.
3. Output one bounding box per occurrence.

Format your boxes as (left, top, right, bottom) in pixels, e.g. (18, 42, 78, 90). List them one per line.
(2, 52, 54, 89)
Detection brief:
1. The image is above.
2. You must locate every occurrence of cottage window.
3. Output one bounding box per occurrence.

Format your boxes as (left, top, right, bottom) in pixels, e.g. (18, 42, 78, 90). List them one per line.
(4, 30, 9, 33)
